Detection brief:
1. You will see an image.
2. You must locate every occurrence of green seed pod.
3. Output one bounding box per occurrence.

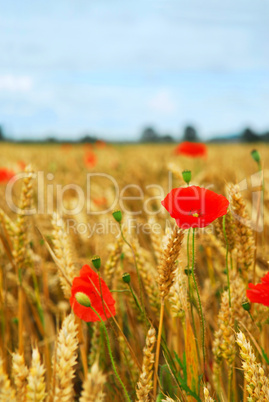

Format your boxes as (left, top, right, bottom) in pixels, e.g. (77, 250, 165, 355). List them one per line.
(122, 272, 131, 284)
(112, 210, 122, 223)
(251, 149, 261, 164)
(242, 300, 251, 312)
(182, 170, 191, 185)
(92, 255, 101, 270)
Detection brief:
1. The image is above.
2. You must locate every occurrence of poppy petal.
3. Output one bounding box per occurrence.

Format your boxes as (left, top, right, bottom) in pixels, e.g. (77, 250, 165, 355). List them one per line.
(247, 273, 269, 306)
(162, 186, 229, 229)
(174, 142, 207, 158)
(70, 265, 116, 322)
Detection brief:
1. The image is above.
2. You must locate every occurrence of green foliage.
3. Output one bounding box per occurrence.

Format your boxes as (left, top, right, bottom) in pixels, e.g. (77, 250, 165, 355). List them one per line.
(261, 347, 269, 365)
(160, 339, 202, 401)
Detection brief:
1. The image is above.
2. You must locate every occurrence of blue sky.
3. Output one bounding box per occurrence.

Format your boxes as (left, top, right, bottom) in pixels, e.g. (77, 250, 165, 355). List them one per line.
(0, 0, 268, 140)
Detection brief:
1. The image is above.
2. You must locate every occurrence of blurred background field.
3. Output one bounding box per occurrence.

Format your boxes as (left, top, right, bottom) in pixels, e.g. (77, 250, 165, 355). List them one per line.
(0, 141, 268, 400)
(0, 141, 268, 260)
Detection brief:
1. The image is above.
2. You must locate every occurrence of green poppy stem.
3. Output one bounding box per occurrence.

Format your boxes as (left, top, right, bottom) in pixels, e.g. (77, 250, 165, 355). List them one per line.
(127, 283, 144, 316)
(252, 161, 264, 285)
(119, 223, 145, 317)
(153, 299, 164, 399)
(187, 228, 200, 365)
(89, 305, 131, 402)
(191, 227, 206, 372)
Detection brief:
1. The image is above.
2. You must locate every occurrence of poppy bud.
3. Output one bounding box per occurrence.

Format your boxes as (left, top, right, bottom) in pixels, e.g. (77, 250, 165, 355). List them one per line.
(184, 268, 192, 275)
(112, 210, 122, 223)
(75, 292, 92, 307)
(182, 170, 191, 185)
(251, 149, 261, 164)
(91, 255, 101, 270)
(242, 301, 251, 312)
(122, 272, 131, 284)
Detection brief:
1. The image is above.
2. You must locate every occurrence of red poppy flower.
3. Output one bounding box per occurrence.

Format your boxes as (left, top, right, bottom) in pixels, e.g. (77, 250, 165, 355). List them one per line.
(246, 272, 269, 306)
(0, 168, 15, 183)
(70, 264, 116, 322)
(161, 186, 229, 228)
(174, 142, 207, 158)
(84, 151, 97, 168)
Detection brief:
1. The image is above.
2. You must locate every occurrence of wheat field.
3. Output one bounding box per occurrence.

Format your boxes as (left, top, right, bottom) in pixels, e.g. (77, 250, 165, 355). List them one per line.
(0, 142, 268, 402)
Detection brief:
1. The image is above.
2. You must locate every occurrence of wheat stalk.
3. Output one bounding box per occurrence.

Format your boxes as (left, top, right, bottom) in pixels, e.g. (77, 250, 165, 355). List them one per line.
(79, 361, 106, 402)
(214, 211, 236, 250)
(236, 331, 269, 401)
(158, 226, 184, 300)
(103, 238, 123, 288)
(228, 184, 254, 277)
(154, 226, 184, 398)
(136, 326, 156, 402)
(212, 291, 235, 390)
(51, 314, 79, 402)
(0, 356, 16, 401)
(131, 239, 160, 314)
(204, 386, 214, 402)
(12, 352, 29, 402)
(168, 263, 187, 319)
(51, 213, 78, 298)
(26, 348, 46, 401)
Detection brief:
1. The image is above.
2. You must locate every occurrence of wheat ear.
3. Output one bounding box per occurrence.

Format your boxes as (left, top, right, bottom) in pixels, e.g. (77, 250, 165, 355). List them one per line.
(79, 361, 106, 402)
(236, 331, 269, 401)
(12, 352, 29, 401)
(26, 348, 46, 401)
(51, 213, 78, 298)
(136, 326, 156, 402)
(52, 314, 79, 402)
(204, 386, 214, 401)
(0, 356, 16, 401)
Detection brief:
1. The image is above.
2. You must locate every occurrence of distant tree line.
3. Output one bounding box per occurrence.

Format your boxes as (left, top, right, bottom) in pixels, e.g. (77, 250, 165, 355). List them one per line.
(140, 125, 200, 142)
(0, 126, 4, 142)
(140, 127, 174, 143)
(0, 123, 269, 143)
(140, 125, 269, 143)
(241, 128, 269, 142)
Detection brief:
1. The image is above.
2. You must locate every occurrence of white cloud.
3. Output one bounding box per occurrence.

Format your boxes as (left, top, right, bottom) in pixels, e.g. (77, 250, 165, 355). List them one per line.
(0, 75, 33, 92)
